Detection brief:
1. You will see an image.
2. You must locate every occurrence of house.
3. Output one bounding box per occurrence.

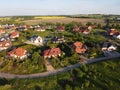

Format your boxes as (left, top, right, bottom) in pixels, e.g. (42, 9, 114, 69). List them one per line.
(73, 25, 79, 32)
(113, 32, 120, 39)
(4, 24, 16, 30)
(73, 42, 87, 54)
(116, 18, 120, 22)
(22, 25, 28, 30)
(10, 31, 19, 39)
(52, 36, 66, 43)
(116, 34, 120, 39)
(102, 42, 117, 52)
(16, 25, 28, 31)
(108, 45, 117, 51)
(7, 47, 29, 60)
(108, 29, 120, 39)
(43, 48, 62, 58)
(45, 25, 53, 29)
(9, 24, 16, 29)
(34, 26, 46, 32)
(101, 42, 108, 51)
(30, 35, 43, 45)
(88, 25, 96, 30)
(0, 30, 6, 34)
(109, 29, 117, 35)
(0, 40, 12, 51)
(88, 26, 92, 30)
(56, 26, 65, 31)
(0, 36, 10, 41)
(83, 29, 90, 34)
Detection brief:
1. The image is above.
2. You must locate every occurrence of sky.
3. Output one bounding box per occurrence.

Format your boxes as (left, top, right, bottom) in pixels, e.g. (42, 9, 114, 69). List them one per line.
(0, 0, 120, 16)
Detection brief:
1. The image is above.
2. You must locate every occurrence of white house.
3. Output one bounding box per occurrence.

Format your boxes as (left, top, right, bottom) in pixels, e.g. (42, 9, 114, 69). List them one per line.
(113, 34, 120, 40)
(34, 25, 46, 32)
(107, 45, 117, 51)
(116, 34, 120, 39)
(102, 42, 117, 52)
(83, 29, 90, 34)
(30, 35, 43, 45)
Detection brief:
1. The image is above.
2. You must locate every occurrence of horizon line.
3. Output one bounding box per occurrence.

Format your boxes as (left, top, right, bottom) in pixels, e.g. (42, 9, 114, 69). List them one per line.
(0, 13, 120, 17)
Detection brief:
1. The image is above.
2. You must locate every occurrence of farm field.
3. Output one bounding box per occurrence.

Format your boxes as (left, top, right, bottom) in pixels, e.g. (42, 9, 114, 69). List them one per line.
(23, 17, 104, 25)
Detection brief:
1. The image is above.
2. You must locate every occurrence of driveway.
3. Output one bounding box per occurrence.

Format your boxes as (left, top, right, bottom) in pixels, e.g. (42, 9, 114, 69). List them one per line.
(45, 59, 54, 71)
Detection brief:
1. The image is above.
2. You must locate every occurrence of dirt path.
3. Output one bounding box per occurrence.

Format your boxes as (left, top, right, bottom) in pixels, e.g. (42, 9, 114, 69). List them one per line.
(45, 59, 54, 71)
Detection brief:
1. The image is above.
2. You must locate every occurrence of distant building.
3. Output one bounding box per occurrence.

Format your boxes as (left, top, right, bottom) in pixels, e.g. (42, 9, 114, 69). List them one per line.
(108, 29, 120, 39)
(113, 32, 120, 39)
(34, 26, 46, 32)
(109, 29, 117, 35)
(52, 36, 66, 43)
(0, 30, 6, 34)
(0, 36, 10, 41)
(116, 18, 120, 22)
(56, 26, 65, 31)
(0, 40, 12, 51)
(10, 31, 19, 39)
(16, 25, 28, 31)
(83, 29, 90, 34)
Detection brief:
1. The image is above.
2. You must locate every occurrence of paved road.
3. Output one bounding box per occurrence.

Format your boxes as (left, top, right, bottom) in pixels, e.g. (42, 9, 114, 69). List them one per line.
(0, 54, 120, 79)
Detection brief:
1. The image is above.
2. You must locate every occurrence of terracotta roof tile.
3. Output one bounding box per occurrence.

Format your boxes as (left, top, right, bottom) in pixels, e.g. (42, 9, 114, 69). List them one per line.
(8, 47, 27, 57)
(10, 31, 19, 37)
(74, 42, 87, 53)
(44, 48, 61, 58)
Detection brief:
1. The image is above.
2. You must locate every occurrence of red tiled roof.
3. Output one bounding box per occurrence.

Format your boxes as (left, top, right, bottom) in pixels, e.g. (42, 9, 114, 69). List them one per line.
(9, 26, 15, 28)
(44, 48, 61, 58)
(0, 40, 12, 48)
(0, 30, 6, 33)
(73, 42, 87, 53)
(110, 30, 116, 34)
(84, 29, 90, 32)
(74, 42, 83, 48)
(79, 29, 83, 33)
(10, 31, 19, 38)
(8, 47, 27, 57)
(57, 26, 65, 31)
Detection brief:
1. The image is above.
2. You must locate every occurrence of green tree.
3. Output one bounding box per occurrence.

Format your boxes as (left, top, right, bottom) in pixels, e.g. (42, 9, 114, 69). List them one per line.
(74, 86, 80, 90)
(82, 64, 88, 72)
(84, 80, 90, 87)
(65, 84, 72, 90)
(86, 22, 92, 26)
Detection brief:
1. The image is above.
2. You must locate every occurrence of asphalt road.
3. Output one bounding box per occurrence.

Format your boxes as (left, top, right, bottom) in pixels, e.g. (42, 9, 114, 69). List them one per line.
(0, 54, 120, 79)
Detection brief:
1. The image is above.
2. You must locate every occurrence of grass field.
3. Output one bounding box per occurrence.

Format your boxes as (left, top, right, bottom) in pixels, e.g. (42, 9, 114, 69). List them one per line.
(34, 16, 66, 19)
(23, 17, 104, 25)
